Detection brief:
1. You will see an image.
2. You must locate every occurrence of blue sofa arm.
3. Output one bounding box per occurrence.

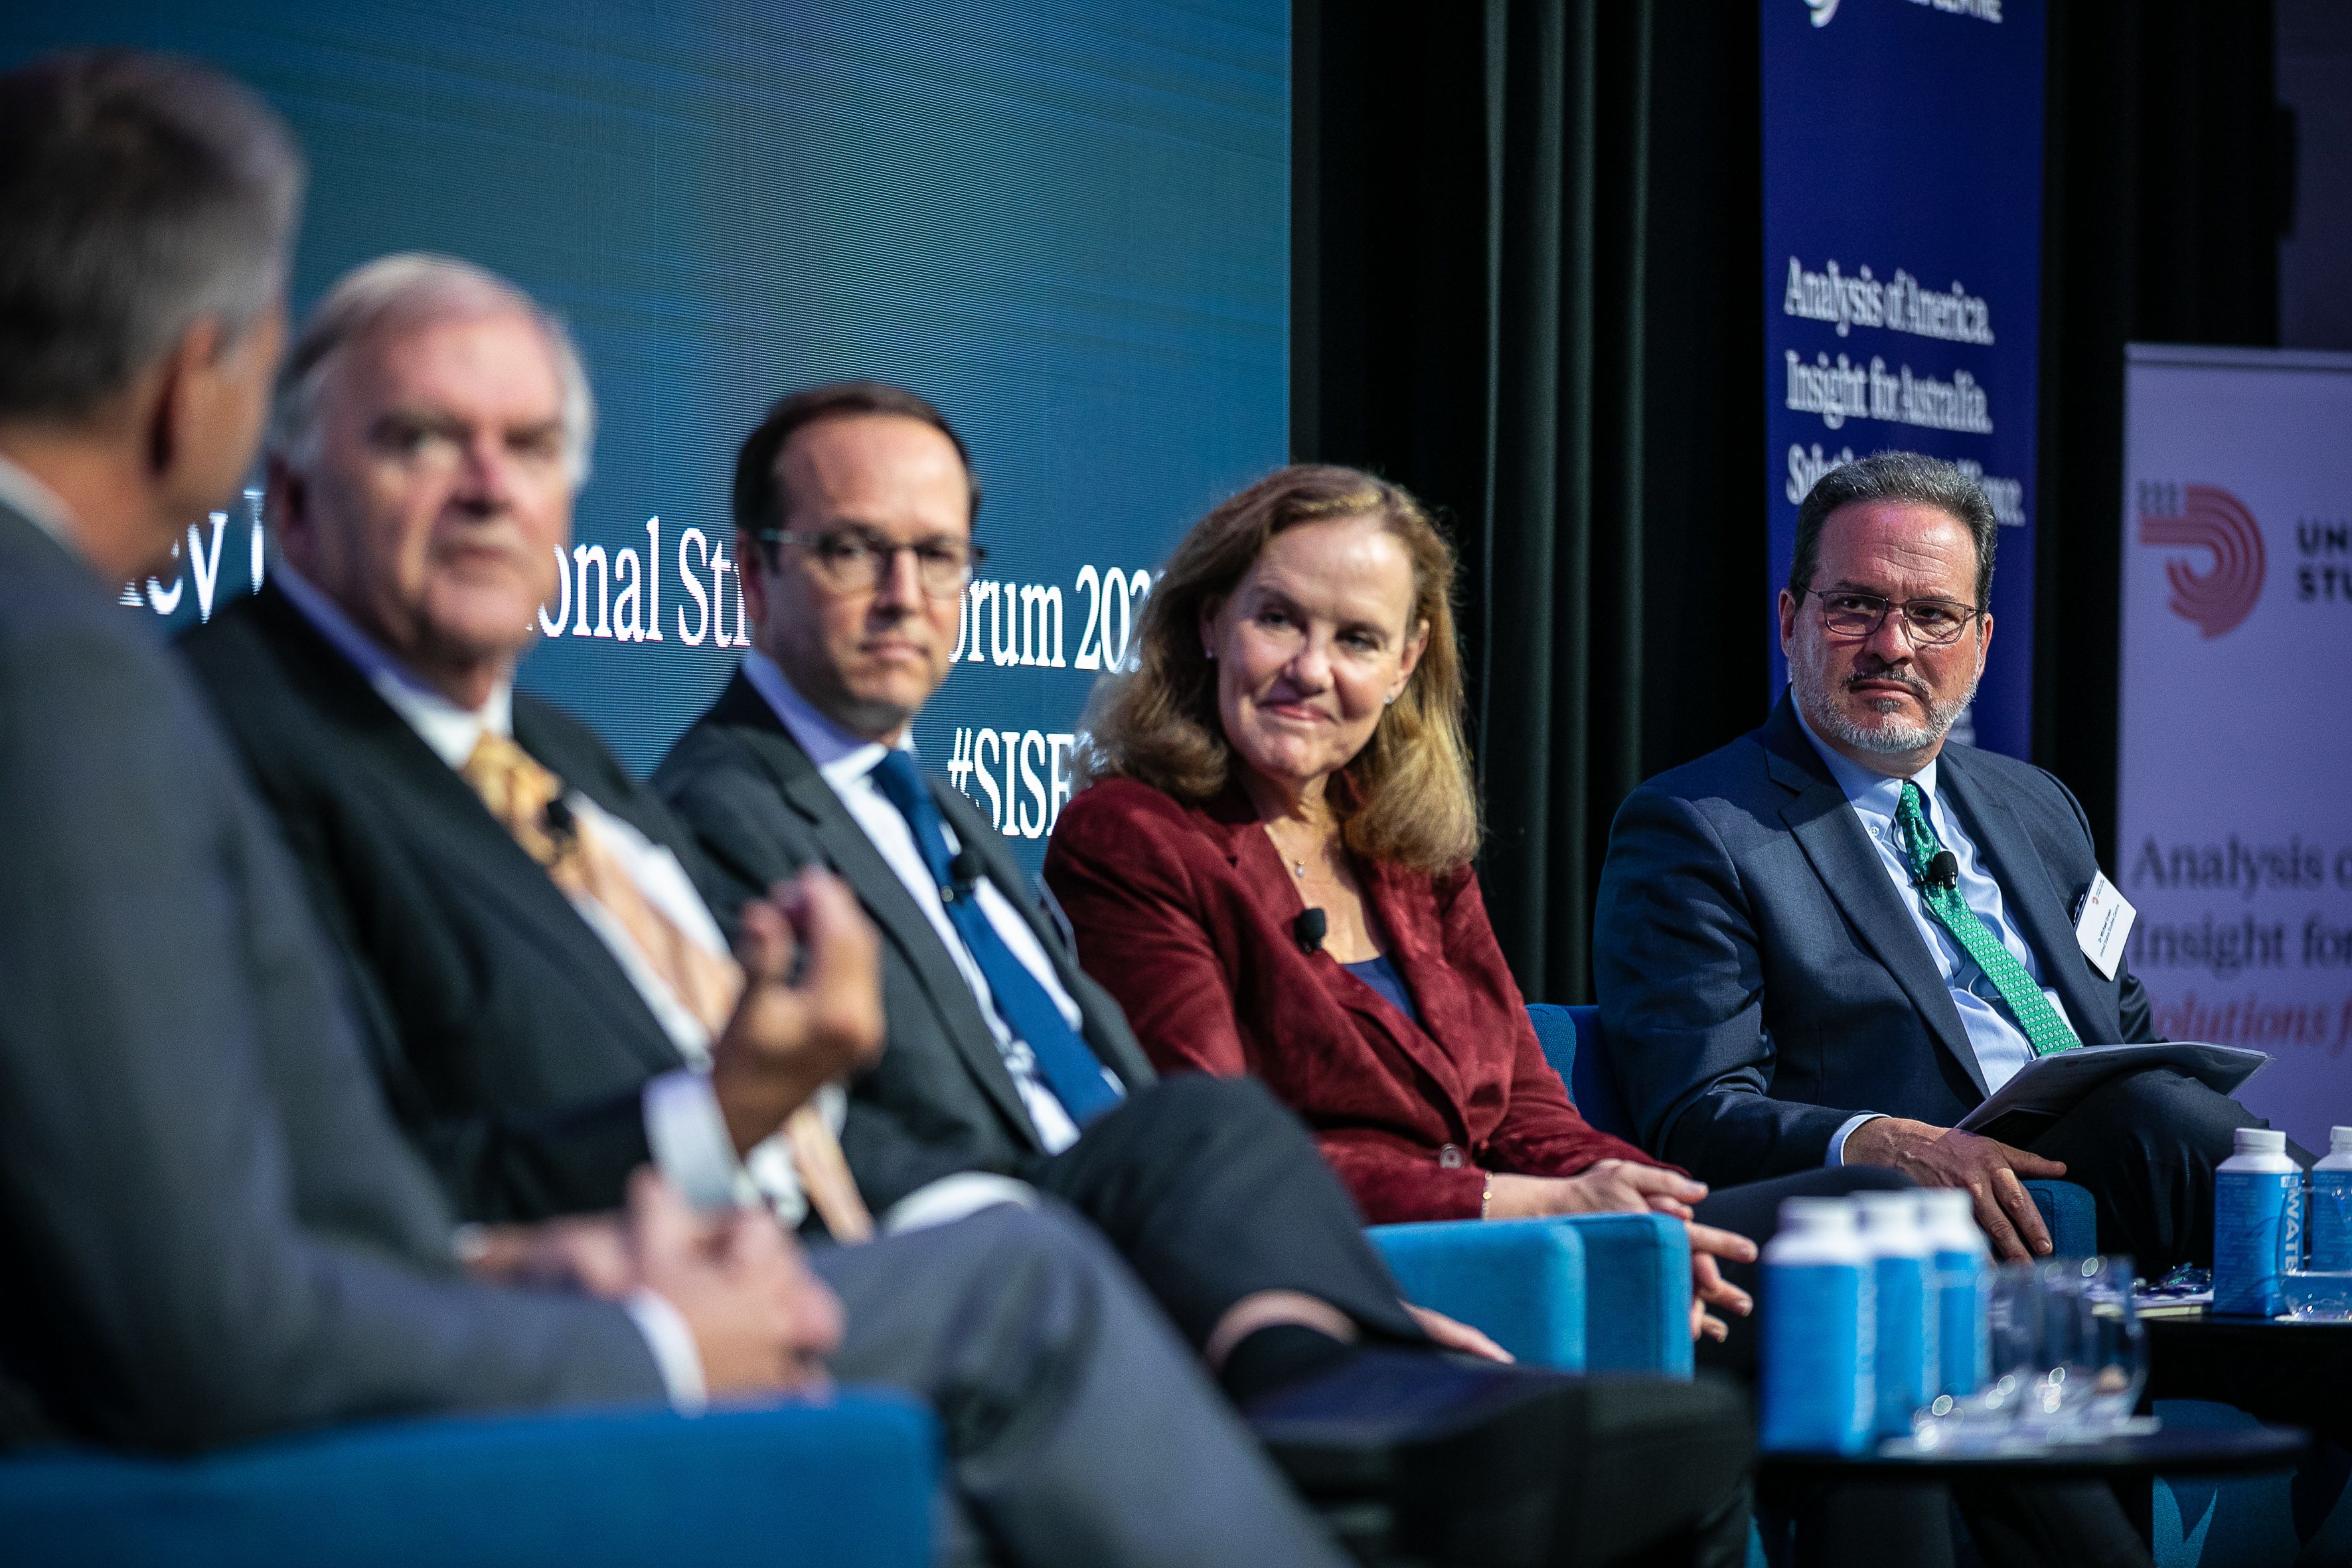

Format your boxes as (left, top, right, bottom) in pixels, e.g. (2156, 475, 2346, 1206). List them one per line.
(0, 1392, 938, 1568)
(1370, 1217, 1589, 1369)
(1545, 1212, 1693, 1376)
(2023, 1178, 2096, 1256)
(1369, 1212, 1693, 1376)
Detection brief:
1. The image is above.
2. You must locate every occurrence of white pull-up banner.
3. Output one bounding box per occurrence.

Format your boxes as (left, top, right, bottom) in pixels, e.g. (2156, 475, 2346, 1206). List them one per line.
(2118, 344, 2352, 1153)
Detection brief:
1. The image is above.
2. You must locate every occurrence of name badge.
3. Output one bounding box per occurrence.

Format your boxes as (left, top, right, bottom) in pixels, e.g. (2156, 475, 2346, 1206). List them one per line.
(2073, 871, 2136, 980)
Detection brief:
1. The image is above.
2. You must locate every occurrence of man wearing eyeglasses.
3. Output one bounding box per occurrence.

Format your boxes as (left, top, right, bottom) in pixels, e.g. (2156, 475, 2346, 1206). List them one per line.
(178, 263, 1387, 1568)
(651, 382, 1713, 1559)
(1595, 451, 2302, 1273)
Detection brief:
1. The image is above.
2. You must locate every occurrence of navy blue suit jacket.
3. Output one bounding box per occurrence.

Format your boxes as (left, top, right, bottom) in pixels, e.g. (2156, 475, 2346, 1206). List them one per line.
(1594, 694, 2158, 1184)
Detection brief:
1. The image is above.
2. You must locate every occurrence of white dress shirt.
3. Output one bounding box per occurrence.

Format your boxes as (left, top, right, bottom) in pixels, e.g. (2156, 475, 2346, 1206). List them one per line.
(0, 451, 80, 556)
(742, 650, 1095, 1155)
(1790, 698, 2077, 1164)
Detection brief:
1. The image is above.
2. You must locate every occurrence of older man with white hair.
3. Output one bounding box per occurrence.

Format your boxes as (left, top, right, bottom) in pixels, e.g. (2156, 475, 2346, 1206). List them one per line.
(179, 252, 1361, 1568)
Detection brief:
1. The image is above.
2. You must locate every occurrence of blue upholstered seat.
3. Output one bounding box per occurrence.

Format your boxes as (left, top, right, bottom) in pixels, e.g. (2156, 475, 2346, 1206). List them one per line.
(0, 1395, 938, 1568)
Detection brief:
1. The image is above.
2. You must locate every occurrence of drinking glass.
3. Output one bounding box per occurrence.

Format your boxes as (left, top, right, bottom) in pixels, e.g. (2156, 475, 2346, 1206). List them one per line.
(1913, 1262, 2041, 1450)
(2074, 1256, 2147, 1432)
(2013, 1259, 2098, 1436)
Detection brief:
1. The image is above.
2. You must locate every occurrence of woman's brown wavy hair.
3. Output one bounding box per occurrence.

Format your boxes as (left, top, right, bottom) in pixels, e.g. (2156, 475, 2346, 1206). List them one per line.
(1076, 463, 1479, 873)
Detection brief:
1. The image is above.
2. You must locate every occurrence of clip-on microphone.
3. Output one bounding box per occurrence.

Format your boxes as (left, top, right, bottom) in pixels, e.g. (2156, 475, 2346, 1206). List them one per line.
(1911, 849, 1960, 890)
(943, 846, 986, 902)
(1293, 907, 1328, 955)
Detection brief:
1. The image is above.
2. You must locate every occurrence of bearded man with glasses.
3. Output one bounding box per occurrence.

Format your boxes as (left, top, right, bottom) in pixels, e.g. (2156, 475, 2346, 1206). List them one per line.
(1596, 451, 2305, 1274)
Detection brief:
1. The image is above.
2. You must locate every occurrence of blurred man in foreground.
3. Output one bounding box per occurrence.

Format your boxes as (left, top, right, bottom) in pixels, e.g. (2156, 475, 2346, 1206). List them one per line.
(0, 48, 821, 1452)
(177, 252, 1361, 1568)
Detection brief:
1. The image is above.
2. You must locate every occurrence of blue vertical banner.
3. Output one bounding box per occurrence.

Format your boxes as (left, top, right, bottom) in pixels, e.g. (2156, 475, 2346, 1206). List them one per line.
(1761, 0, 2045, 757)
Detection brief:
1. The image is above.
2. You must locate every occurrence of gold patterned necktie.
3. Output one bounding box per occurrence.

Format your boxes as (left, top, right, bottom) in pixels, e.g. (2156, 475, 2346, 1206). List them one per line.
(460, 730, 873, 1240)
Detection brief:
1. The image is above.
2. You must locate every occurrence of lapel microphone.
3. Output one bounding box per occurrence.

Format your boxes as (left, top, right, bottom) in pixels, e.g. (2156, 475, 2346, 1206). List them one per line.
(1293, 907, 1328, 955)
(944, 846, 986, 901)
(1912, 850, 1960, 890)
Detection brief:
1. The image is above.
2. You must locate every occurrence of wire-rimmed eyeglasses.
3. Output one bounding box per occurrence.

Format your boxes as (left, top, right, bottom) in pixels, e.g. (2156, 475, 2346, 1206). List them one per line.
(1798, 588, 1984, 647)
(759, 526, 985, 599)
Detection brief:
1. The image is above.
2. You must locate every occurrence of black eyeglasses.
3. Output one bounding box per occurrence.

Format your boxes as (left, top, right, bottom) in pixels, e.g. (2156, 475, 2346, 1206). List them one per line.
(1800, 588, 1984, 647)
(759, 526, 985, 600)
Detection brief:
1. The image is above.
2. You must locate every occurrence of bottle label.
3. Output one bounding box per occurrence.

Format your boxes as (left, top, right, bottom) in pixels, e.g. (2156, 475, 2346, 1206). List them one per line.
(2312, 1172, 2352, 1273)
(1761, 1261, 1874, 1454)
(2213, 1170, 2303, 1316)
(1873, 1255, 1934, 1438)
(1933, 1249, 1990, 1397)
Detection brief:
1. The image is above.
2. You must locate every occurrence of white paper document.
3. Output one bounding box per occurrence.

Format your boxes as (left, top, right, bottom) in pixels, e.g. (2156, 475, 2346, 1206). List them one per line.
(1956, 1042, 2270, 1137)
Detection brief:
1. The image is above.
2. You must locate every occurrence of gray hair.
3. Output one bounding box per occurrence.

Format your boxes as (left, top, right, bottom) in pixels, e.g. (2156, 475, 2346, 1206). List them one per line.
(0, 50, 303, 422)
(268, 253, 595, 485)
(1788, 450, 1998, 611)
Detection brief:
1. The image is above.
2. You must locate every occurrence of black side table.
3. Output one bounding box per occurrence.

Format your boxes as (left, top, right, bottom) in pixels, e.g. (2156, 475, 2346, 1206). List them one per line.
(1757, 1425, 2312, 1487)
(2146, 1308, 2352, 1449)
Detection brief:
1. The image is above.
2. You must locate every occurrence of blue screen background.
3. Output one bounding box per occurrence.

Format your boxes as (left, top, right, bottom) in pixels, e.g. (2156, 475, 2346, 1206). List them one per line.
(3, 0, 1289, 871)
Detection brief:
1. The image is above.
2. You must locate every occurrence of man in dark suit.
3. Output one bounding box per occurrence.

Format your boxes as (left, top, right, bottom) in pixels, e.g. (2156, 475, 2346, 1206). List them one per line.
(654, 381, 1764, 1568)
(179, 252, 1370, 1568)
(1597, 451, 2306, 1267)
(0, 49, 826, 1453)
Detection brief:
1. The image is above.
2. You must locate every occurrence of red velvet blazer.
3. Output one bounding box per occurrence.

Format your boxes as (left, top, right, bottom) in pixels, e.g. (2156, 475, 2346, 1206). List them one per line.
(1044, 777, 1665, 1223)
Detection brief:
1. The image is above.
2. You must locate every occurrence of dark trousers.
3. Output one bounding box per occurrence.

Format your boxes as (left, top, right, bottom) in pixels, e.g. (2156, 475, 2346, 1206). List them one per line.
(819, 1203, 1351, 1568)
(1694, 1168, 2150, 1568)
(2023, 1067, 2314, 1271)
(1021, 1073, 1425, 1346)
(1537, 1373, 1755, 1568)
(1025, 1077, 1755, 1566)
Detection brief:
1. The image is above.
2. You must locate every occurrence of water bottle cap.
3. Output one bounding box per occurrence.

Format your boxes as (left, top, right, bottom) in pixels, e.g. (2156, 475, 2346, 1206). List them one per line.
(1779, 1196, 1857, 1231)
(2333, 1126, 2352, 1152)
(2234, 1127, 2286, 1156)
(1853, 1190, 1920, 1227)
(1917, 1188, 1974, 1225)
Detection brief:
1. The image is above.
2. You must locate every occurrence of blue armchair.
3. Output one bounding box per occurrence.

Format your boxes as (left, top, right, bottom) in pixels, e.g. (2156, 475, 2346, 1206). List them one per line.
(0, 1395, 938, 1568)
(1368, 1212, 1692, 1375)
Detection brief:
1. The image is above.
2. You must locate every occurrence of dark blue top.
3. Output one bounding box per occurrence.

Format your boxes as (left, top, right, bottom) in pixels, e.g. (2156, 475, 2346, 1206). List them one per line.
(1343, 954, 1420, 1024)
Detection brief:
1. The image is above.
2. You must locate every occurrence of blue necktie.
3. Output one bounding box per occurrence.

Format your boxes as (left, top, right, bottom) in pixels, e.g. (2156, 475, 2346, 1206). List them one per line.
(867, 749, 1125, 1127)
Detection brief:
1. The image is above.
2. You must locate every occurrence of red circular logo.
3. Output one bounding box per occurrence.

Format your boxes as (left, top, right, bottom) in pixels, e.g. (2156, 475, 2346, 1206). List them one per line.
(2138, 484, 2265, 639)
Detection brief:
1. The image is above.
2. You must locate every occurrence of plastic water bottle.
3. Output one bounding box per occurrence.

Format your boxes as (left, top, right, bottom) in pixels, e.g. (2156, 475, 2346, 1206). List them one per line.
(1855, 1191, 1937, 1438)
(1917, 1188, 1992, 1398)
(2213, 1127, 2304, 1316)
(1761, 1197, 1875, 1453)
(2310, 1127, 2352, 1273)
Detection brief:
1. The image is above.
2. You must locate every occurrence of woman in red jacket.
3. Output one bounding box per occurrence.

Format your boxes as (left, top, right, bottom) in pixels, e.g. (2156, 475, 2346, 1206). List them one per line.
(1042, 463, 1794, 1342)
(1046, 460, 2138, 1568)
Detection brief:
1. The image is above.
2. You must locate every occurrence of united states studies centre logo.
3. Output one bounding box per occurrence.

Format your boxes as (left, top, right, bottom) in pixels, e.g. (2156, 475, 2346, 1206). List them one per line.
(2136, 481, 2266, 639)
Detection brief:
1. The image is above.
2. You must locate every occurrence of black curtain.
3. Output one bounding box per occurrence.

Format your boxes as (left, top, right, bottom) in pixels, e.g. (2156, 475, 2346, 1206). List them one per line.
(2036, 0, 2290, 864)
(1296, 0, 2288, 1002)
(1294, 1, 1764, 1004)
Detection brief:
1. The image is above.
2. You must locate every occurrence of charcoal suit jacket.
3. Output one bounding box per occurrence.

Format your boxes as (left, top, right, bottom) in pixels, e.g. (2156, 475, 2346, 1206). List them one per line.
(0, 506, 658, 1452)
(1593, 692, 2158, 1186)
(178, 584, 963, 1227)
(653, 672, 1157, 1211)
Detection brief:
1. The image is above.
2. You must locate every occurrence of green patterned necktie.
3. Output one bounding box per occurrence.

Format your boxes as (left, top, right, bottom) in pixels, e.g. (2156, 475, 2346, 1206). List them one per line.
(1893, 780, 2080, 1058)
